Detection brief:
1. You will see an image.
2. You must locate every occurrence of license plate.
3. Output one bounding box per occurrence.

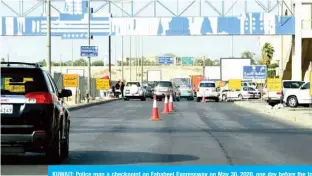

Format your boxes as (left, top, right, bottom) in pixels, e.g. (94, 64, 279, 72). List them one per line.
(1, 104, 13, 114)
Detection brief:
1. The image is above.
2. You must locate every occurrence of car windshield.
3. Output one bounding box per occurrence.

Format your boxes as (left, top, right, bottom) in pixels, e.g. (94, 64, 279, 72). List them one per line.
(156, 81, 172, 87)
(172, 78, 191, 87)
(200, 83, 215, 87)
(126, 82, 140, 87)
(1, 68, 48, 95)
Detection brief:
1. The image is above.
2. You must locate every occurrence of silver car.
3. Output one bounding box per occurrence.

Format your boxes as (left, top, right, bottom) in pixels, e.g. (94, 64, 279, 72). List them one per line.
(153, 81, 180, 101)
(124, 81, 146, 101)
(143, 83, 154, 99)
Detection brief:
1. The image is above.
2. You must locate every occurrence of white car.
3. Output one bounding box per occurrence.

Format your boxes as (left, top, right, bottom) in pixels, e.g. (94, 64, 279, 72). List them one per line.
(220, 86, 260, 101)
(124, 81, 147, 101)
(196, 80, 220, 102)
(283, 82, 310, 108)
(263, 80, 305, 106)
(240, 86, 261, 99)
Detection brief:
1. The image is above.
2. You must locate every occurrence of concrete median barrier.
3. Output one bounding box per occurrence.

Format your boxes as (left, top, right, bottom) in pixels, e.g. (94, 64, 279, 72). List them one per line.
(65, 98, 120, 111)
(234, 101, 312, 129)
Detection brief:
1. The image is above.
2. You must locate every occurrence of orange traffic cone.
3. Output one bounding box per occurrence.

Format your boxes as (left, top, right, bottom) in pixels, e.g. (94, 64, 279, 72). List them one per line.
(201, 92, 206, 103)
(162, 94, 170, 114)
(150, 95, 161, 121)
(168, 92, 174, 112)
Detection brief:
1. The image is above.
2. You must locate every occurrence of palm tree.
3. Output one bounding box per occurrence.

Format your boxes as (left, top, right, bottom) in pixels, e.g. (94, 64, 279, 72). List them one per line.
(241, 50, 256, 64)
(261, 43, 275, 66)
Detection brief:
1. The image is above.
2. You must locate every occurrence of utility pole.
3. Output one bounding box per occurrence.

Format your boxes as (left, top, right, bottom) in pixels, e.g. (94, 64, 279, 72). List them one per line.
(135, 36, 138, 81)
(130, 36, 132, 81)
(141, 36, 144, 83)
(87, 0, 91, 103)
(108, 2, 112, 81)
(47, 0, 51, 74)
(121, 2, 124, 81)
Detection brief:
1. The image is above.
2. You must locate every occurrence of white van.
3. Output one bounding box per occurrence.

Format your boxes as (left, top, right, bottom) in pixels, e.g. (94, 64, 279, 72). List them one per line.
(196, 80, 220, 102)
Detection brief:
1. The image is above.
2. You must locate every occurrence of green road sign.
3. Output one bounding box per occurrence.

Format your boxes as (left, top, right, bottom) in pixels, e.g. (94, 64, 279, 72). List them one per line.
(181, 57, 194, 65)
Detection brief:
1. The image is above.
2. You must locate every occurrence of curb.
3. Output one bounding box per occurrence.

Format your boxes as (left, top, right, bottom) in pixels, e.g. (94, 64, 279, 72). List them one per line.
(234, 101, 312, 129)
(67, 98, 120, 111)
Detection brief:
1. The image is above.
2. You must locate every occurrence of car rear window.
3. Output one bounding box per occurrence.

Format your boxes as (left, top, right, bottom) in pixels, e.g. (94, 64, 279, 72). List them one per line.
(200, 83, 215, 87)
(126, 82, 140, 87)
(283, 81, 305, 88)
(156, 82, 172, 87)
(248, 87, 255, 91)
(1, 68, 48, 95)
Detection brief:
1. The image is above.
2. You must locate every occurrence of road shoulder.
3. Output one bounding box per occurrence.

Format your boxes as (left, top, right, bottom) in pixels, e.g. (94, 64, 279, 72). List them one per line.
(234, 101, 312, 129)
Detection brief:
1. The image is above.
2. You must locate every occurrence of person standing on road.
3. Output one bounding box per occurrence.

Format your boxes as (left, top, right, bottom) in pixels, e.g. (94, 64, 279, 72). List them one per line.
(121, 80, 125, 97)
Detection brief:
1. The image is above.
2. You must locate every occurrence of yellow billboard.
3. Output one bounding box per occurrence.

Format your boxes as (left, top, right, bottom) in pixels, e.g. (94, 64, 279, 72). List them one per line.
(96, 79, 110, 90)
(228, 79, 242, 90)
(267, 78, 282, 92)
(63, 74, 78, 87)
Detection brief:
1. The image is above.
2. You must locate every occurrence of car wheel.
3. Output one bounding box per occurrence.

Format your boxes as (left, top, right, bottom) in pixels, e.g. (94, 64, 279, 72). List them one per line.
(222, 94, 227, 101)
(215, 97, 219, 102)
(61, 122, 69, 158)
(238, 94, 243, 100)
(197, 97, 201, 102)
(124, 98, 129, 101)
(46, 130, 61, 164)
(141, 97, 146, 101)
(287, 96, 298, 108)
(176, 97, 180, 102)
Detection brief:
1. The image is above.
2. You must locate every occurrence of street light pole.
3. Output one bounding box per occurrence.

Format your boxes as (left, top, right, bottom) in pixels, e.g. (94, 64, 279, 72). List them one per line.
(47, 0, 51, 74)
(87, 0, 91, 103)
(141, 36, 144, 83)
(130, 36, 132, 81)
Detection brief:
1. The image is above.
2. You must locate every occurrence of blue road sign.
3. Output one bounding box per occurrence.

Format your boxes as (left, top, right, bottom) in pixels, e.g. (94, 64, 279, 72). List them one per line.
(80, 46, 98, 57)
(158, 56, 174, 64)
(243, 65, 267, 79)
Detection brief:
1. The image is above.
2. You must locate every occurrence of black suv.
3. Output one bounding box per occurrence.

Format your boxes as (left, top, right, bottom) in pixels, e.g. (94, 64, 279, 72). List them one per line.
(1, 62, 72, 163)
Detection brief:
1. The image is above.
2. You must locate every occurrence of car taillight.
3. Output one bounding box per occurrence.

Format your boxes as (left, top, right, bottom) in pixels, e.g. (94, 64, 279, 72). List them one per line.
(248, 91, 252, 94)
(276, 92, 282, 95)
(25, 92, 53, 104)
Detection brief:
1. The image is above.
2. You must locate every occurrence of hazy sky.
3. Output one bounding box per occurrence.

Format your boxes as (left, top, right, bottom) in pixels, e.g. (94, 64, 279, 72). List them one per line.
(1, 0, 277, 64)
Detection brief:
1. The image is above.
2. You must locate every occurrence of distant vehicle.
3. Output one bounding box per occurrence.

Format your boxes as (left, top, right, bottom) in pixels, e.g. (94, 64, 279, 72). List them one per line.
(143, 83, 153, 99)
(220, 86, 261, 101)
(153, 81, 180, 101)
(191, 75, 204, 97)
(1, 62, 72, 163)
(124, 81, 146, 101)
(171, 76, 194, 100)
(241, 81, 257, 89)
(196, 80, 220, 102)
(283, 82, 310, 108)
(263, 80, 305, 106)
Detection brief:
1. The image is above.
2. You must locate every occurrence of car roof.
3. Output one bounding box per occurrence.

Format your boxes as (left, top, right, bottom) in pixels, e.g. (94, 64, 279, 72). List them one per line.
(1, 62, 43, 69)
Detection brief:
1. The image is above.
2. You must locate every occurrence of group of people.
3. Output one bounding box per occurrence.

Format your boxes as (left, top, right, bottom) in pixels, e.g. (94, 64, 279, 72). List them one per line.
(112, 80, 125, 97)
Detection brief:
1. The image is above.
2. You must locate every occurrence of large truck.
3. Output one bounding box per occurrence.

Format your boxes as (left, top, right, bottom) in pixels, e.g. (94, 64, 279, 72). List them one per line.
(191, 75, 204, 96)
(171, 75, 194, 100)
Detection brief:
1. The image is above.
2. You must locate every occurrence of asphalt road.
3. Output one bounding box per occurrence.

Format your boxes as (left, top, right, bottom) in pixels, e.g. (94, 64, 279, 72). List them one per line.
(2, 99, 312, 175)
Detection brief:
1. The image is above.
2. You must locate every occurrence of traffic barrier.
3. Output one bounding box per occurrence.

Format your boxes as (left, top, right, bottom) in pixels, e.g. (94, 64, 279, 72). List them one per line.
(169, 92, 174, 113)
(150, 95, 161, 121)
(162, 94, 170, 114)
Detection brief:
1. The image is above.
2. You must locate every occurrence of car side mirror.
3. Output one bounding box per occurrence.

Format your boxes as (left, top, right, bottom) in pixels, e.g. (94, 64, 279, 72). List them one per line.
(59, 89, 72, 98)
